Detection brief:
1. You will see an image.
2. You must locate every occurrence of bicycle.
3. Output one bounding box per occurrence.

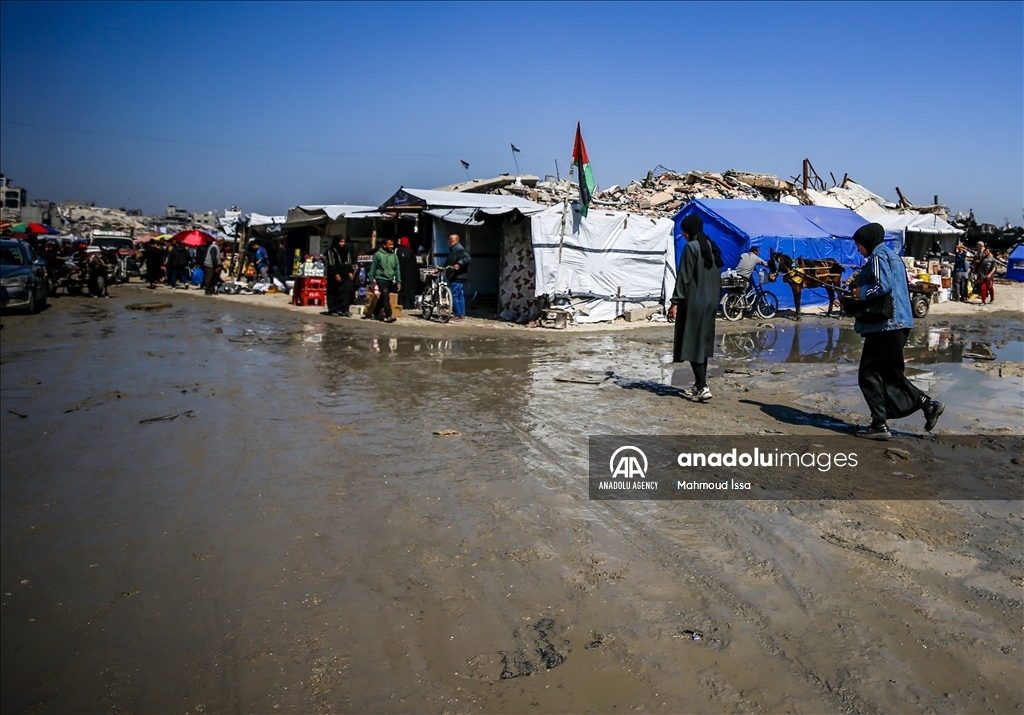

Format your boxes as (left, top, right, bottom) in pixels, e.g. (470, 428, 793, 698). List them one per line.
(420, 266, 453, 323)
(721, 269, 778, 321)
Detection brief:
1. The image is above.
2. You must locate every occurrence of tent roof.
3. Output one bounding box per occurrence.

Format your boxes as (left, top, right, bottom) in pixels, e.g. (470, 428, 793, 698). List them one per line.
(283, 205, 382, 227)
(789, 204, 869, 239)
(678, 198, 831, 240)
(378, 188, 544, 214)
(866, 213, 964, 236)
(247, 213, 287, 227)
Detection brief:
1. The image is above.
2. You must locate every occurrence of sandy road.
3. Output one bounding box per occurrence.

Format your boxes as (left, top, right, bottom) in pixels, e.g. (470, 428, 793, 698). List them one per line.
(1, 286, 1021, 714)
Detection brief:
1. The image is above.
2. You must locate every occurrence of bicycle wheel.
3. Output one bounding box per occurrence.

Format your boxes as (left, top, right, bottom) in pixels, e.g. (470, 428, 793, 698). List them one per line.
(437, 285, 453, 323)
(722, 292, 744, 321)
(421, 288, 434, 321)
(755, 291, 778, 319)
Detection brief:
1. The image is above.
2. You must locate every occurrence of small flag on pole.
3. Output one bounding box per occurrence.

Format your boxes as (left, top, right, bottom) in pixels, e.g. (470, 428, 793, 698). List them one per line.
(572, 122, 595, 218)
(510, 144, 520, 153)
(460, 160, 470, 169)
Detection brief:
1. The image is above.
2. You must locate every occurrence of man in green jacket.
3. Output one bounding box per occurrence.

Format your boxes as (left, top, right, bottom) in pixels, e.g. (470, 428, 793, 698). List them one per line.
(365, 238, 401, 322)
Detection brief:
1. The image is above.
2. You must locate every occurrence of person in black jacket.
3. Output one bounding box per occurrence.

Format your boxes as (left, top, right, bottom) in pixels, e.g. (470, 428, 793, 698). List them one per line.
(166, 241, 191, 289)
(396, 237, 419, 309)
(143, 239, 166, 289)
(444, 233, 471, 319)
(325, 236, 355, 316)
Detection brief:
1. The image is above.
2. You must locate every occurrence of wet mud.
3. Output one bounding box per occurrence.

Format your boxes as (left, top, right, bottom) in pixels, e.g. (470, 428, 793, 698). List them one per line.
(1, 288, 1022, 714)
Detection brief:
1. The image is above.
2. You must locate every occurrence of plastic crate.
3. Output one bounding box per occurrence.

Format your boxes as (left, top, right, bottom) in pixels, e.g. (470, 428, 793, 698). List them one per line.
(293, 289, 325, 307)
(300, 277, 327, 291)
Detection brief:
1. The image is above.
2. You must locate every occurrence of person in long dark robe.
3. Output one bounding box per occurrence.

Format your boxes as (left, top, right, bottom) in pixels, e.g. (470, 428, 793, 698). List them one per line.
(849, 223, 944, 439)
(324, 236, 354, 316)
(668, 214, 722, 402)
(143, 240, 166, 289)
(396, 237, 419, 309)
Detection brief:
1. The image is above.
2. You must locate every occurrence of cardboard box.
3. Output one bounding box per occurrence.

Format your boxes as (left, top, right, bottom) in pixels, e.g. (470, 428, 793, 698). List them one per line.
(364, 293, 402, 316)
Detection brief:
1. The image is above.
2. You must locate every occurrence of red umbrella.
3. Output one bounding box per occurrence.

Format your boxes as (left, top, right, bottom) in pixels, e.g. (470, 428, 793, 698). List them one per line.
(172, 230, 215, 247)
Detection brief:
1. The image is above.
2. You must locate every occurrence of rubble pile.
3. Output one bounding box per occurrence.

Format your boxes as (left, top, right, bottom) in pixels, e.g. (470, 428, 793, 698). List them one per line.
(460, 166, 975, 228)
(469, 166, 808, 219)
(60, 202, 149, 235)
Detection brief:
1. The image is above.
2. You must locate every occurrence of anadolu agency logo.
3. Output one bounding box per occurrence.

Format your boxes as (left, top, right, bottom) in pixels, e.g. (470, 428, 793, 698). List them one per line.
(600, 446, 658, 491)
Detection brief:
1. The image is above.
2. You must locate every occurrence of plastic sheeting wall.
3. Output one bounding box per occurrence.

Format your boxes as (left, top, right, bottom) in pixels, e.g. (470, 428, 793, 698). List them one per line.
(532, 204, 675, 323)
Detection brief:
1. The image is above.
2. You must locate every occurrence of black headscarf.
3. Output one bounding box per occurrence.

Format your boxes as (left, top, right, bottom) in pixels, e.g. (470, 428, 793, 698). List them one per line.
(853, 223, 885, 252)
(681, 214, 722, 269)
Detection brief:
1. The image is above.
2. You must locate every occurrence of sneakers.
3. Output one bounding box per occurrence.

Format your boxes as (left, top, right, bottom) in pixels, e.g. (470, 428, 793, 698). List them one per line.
(680, 386, 712, 402)
(383, 316, 396, 323)
(361, 314, 374, 320)
(856, 423, 892, 440)
(922, 399, 945, 432)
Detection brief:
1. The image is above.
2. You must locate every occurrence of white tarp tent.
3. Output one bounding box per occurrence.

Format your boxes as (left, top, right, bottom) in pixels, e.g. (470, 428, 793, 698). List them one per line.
(868, 213, 964, 257)
(532, 204, 676, 323)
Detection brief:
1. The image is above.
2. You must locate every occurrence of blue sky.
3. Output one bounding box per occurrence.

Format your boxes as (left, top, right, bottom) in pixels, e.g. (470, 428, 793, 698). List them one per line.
(1, 1, 1020, 223)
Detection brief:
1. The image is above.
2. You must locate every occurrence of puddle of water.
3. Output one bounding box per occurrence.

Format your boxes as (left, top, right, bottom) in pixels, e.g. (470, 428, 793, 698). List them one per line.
(717, 323, 1022, 366)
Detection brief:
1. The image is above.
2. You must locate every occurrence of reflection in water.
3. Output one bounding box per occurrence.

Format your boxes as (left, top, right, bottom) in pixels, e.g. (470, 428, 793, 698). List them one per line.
(718, 323, 1018, 366)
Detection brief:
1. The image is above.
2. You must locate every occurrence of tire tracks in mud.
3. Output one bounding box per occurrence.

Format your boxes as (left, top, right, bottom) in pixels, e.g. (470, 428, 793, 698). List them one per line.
(500, 403, 1019, 713)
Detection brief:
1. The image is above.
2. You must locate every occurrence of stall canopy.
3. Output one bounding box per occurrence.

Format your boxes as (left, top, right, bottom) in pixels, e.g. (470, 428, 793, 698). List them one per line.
(1006, 243, 1024, 282)
(245, 213, 287, 238)
(532, 204, 676, 323)
(868, 213, 964, 258)
(673, 199, 879, 309)
(283, 205, 381, 228)
(377, 188, 544, 226)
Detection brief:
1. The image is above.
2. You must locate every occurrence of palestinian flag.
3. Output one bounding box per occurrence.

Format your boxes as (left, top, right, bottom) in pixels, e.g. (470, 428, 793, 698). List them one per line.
(572, 122, 595, 217)
(510, 144, 520, 153)
(460, 159, 470, 169)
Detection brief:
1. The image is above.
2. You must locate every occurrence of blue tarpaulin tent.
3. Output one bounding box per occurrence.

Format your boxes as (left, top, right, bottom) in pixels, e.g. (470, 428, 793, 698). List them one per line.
(672, 199, 892, 309)
(1007, 243, 1024, 282)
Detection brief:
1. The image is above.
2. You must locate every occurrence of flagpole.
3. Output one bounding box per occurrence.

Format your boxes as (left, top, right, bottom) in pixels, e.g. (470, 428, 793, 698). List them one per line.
(554, 159, 560, 182)
(559, 155, 572, 265)
(510, 145, 521, 176)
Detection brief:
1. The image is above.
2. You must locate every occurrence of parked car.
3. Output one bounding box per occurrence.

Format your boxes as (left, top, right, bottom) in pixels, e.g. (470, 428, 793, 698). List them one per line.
(1, 239, 49, 313)
(90, 236, 140, 281)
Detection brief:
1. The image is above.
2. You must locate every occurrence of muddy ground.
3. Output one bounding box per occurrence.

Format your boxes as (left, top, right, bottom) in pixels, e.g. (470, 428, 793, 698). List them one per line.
(1, 285, 1022, 714)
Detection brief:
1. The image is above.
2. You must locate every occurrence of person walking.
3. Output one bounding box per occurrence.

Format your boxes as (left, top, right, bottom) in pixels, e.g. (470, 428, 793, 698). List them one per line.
(847, 223, 944, 440)
(667, 214, 722, 403)
(253, 240, 270, 284)
(365, 238, 400, 323)
(325, 236, 355, 317)
(396, 237, 419, 310)
(444, 233, 471, 320)
(166, 240, 191, 289)
(203, 238, 223, 295)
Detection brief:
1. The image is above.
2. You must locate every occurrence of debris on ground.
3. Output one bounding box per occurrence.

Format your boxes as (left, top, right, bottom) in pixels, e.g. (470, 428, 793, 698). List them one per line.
(139, 410, 195, 424)
(126, 302, 173, 311)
